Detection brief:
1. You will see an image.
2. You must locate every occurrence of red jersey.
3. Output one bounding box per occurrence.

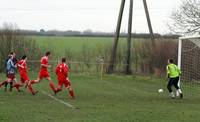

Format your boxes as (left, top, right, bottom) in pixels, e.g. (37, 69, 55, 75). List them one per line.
(17, 59, 27, 74)
(41, 56, 48, 70)
(56, 63, 69, 79)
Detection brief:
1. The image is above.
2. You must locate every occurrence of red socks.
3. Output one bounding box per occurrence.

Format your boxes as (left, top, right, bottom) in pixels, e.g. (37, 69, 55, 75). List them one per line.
(0, 80, 7, 87)
(13, 83, 23, 92)
(30, 80, 36, 85)
(49, 83, 56, 92)
(69, 90, 75, 99)
(28, 85, 34, 94)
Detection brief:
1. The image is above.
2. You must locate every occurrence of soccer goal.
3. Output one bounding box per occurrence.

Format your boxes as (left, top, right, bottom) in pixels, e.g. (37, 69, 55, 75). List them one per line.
(178, 35, 200, 96)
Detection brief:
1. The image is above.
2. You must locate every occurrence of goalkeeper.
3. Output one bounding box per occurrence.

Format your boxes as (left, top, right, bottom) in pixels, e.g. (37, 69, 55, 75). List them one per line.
(166, 58, 183, 99)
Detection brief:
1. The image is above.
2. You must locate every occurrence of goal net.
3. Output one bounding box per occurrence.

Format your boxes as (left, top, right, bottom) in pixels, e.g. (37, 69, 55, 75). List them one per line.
(178, 35, 200, 97)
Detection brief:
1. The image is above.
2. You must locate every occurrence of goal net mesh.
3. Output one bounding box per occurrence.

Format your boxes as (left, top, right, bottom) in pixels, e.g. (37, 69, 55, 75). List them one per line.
(180, 36, 200, 97)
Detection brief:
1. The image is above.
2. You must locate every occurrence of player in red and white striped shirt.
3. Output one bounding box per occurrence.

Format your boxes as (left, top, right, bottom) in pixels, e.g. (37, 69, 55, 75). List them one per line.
(17, 55, 38, 95)
(30, 51, 56, 93)
(55, 58, 75, 99)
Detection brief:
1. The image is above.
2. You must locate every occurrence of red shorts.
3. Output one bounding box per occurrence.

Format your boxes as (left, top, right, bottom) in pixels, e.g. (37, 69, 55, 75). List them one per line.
(7, 74, 15, 81)
(58, 77, 71, 88)
(39, 70, 50, 79)
(20, 73, 29, 84)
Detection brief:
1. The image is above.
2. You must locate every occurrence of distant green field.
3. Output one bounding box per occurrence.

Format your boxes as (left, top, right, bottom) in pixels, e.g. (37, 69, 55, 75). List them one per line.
(32, 36, 115, 55)
(31, 36, 143, 58)
(0, 72, 200, 122)
(29, 36, 177, 73)
(33, 36, 114, 51)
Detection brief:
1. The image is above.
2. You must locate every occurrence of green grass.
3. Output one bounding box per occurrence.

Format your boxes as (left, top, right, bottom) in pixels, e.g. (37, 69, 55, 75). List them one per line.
(32, 36, 115, 57)
(0, 72, 200, 122)
(0, 36, 193, 121)
(31, 36, 145, 58)
(33, 36, 114, 51)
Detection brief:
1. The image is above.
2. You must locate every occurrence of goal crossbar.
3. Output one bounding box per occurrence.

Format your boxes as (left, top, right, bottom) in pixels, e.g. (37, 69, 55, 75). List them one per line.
(178, 35, 200, 69)
(179, 35, 200, 40)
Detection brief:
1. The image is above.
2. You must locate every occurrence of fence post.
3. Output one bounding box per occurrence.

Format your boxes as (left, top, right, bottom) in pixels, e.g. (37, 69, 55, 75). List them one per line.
(100, 59, 104, 80)
(76, 63, 78, 75)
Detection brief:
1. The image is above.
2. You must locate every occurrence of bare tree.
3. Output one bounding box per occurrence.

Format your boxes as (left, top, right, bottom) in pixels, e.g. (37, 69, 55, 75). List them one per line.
(170, 0, 200, 34)
(0, 23, 41, 72)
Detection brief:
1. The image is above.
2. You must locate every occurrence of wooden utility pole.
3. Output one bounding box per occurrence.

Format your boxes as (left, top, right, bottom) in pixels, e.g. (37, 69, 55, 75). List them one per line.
(107, 0, 126, 73)
(107, 0, 154, 74)
(143, 0, 155, 45)
(125, 0, 133, 74)
(143, 0, 155, 74)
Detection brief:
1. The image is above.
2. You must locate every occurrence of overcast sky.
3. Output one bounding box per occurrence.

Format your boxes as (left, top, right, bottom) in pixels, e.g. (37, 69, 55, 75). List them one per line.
(0, 0, 181, 34)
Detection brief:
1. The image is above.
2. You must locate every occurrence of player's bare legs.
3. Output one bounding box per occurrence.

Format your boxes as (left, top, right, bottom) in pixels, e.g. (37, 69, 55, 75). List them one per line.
(56, 78, 75, 99)
(46, 77, 56, 93)
(30, 77, 56, 94)
(66, 78, 75, 99)
(22, 80, 38, 95)
(55, 85, 62, 93)
(30, 78, 40, 85)
(66, 85, 75, 99)
(6, 78, 13, 92)
(0, 80, 8, 88)
(4, 82, 8, 91)
(54, 84, 75, 99)
(1, 78, 23, 92)
(12, 78, 23, 92)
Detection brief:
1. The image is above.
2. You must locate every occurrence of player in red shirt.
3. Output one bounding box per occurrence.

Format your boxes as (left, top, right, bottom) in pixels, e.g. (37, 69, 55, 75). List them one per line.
(17, 55, 38, 95)
(55, 58, 75, 99)
(30, 51, 56, 93)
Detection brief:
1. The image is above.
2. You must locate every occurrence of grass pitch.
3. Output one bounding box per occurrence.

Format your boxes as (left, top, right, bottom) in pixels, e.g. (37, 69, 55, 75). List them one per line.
(0, 73, 200, 122)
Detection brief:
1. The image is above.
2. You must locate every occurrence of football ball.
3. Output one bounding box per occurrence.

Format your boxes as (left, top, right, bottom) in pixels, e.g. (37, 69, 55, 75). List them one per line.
(158, 89, 164, 93)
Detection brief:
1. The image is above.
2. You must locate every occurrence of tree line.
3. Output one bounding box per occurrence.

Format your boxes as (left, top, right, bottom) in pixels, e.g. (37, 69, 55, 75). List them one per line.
(17, 29, 179, 39)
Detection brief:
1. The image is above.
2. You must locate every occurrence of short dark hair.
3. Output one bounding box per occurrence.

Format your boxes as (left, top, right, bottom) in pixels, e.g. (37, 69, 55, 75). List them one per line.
(8, 54, 11, 57)
(45, 51, 51, 56)
(10, 52, 14, 55)
(61, 58, 66, 63)
(169, 58, 174, 63)
(22, 55, 27, 60)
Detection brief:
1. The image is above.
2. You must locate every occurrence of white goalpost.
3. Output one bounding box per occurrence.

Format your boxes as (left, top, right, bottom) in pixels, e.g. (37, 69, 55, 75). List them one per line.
(178, 35, 200, 96)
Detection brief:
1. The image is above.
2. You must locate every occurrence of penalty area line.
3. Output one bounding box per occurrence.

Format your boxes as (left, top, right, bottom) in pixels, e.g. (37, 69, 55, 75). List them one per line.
(42, 91, 77, 109)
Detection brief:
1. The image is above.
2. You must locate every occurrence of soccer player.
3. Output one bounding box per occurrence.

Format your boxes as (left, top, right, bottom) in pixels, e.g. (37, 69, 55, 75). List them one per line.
(54, 58, 75, 99)
(0, 53, 22, 92)
(17, 55, 38, 95)
(2, 52, 18, 91)
(167, 58, 183, 99)
(30, 51, 56, 92)
(3, 53, 13, 91)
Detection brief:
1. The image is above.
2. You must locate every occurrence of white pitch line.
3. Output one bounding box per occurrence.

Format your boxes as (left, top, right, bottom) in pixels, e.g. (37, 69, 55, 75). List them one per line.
(42, 91, 76, 109)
